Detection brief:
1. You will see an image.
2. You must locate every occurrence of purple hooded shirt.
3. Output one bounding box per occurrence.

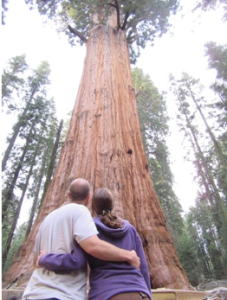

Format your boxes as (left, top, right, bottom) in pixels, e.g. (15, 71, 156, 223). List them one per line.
(39, 217, 152, 300)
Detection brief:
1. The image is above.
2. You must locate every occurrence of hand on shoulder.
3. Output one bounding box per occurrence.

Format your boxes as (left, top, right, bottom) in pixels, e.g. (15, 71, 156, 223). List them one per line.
(36, 250, 47, 268)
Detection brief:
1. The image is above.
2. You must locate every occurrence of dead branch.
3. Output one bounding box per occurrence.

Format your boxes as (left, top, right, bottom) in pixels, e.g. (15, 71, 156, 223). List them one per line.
(67, 25, 87, 43)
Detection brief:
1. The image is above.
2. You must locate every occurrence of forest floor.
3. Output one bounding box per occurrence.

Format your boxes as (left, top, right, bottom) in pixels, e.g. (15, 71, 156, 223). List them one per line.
(197, 279, 227, 300)
(202, 287, 227, 300)
(197, 279, 227, 291)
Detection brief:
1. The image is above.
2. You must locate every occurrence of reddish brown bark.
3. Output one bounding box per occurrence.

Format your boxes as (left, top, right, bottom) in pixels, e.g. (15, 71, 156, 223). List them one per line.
(3, 22, 192, 290)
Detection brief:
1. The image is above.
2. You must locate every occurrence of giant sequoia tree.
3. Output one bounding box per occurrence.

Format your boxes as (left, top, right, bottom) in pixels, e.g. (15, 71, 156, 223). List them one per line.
(3, 0, 192, 289)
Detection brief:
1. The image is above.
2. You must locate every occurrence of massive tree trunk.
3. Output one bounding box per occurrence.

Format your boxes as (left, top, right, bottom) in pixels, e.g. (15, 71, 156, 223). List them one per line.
(2, 21, 192, 290)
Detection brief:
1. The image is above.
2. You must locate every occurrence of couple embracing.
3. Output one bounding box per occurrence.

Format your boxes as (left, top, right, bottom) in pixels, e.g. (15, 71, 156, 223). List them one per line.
(22, 178, 152, 300)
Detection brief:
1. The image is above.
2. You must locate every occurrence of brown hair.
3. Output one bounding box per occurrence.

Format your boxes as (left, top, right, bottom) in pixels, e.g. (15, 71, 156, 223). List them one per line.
(92, 188, 123, 229)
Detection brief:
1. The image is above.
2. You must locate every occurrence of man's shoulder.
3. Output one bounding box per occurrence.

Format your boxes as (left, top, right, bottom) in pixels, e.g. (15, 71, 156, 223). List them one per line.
(61, 202, 85, 208)
(45, 203, 89, 220)
(57, 202, 88, 212)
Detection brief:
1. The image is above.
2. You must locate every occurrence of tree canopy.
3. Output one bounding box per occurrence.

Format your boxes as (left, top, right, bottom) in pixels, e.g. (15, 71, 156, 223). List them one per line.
(25, 0, 179, 62)
(193, 0, 227, 21)
(2, 0, 9, 24)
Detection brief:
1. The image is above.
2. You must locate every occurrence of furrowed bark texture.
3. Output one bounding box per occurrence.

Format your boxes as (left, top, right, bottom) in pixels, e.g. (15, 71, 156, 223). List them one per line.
(3, 24, 192, 290)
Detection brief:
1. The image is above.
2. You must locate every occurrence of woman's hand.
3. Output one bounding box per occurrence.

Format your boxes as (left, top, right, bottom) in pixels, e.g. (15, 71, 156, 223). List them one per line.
(35, 250, 47, 268)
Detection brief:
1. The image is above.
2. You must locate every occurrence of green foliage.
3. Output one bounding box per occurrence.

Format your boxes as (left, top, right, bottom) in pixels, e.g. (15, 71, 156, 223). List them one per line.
(186, 200, 226, 279)
(205, 42, 227, 82)
(38, 118, 63, 208)
(2, 0, 9, 24)
(205, 43, 227, 218)
(2, 58, 60, 268)
(131, 67, 184, 243)
(193, 0, 227, 21)
(205, 42, 227, 127)
(170, 72, 227, 197)
(2, 54, 28, 110)
(0, 0, 8, 10)
(177, 225, 201, 286)
(3, 223, 27, 273)
(170, 69, 227, 280)
(59, 110, 72, 144)
(25, 0, 179, 62)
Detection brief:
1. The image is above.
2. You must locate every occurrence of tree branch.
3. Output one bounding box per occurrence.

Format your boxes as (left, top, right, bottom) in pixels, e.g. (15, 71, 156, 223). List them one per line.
(125, 15, 150, 31)
(121, 10, 129, 30)
(67, 25, 87, 43)
(126, 28, 138, 45)
(107, 3, 116, 8)
(114, 0, 121, 30)
(126, 34, 137, 45)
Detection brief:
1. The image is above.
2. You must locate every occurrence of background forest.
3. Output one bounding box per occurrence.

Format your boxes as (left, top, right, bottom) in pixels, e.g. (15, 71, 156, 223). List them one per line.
(2, 0, 227, 287)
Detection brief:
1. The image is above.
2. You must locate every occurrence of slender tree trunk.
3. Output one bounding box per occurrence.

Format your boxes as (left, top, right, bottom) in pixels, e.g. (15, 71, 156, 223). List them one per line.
(26, 120, 63, 237)
(182, 125, 215, 206)
(25, 163, 45, 238)
(187, 84, 227, 170)
(182, 105, 227, 225)
(40, 119, 63, 205)
(2, 135, 41, 265)
(25, 140, 53, 238)
(182, 118, 225, 275)
(2, 123, 35, 220)
(198, 242, 213, 277)
(2, 86, 38, 171)
(183, 124, 224, 241)
(2, 24, 192, 289)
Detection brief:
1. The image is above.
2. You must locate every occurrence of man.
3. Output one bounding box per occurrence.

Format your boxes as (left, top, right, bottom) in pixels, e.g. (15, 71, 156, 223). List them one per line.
(22, 178, 140, 300)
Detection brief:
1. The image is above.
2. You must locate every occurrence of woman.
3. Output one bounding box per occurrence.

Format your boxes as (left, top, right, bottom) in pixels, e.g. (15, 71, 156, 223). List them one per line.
(38, 188, 152, 300)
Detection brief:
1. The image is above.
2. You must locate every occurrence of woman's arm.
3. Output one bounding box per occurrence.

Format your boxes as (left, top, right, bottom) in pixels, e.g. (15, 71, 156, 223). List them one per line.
(38, 235, 140, 273)
(38, 241, 87, 272)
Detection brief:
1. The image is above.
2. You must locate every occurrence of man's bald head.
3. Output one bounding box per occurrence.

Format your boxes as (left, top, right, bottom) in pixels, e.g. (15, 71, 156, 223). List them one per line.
(69, 178, 90, 202)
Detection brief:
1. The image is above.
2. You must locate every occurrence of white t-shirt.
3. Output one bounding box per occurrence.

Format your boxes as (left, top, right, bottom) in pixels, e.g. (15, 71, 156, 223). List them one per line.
(22, 203, 98, 300)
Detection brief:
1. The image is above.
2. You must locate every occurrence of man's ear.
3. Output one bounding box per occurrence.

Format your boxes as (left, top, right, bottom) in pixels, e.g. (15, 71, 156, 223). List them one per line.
(67, 192, 71, 200)
(85, 193, 91, 206)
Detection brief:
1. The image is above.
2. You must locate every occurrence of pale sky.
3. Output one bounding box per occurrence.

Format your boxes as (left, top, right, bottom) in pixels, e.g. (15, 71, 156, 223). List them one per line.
(2, 0, 226, 216)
